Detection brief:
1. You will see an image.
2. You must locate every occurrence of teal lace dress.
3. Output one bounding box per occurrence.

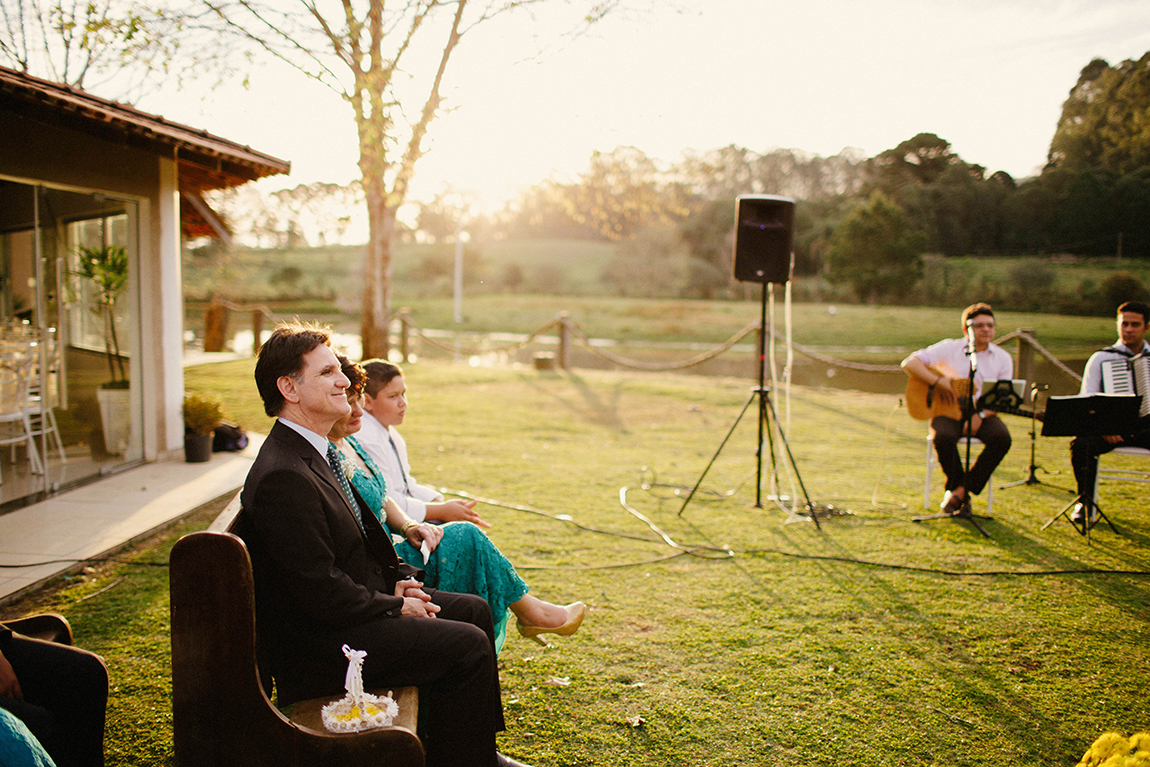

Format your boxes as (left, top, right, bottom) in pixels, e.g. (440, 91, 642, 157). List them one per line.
(344, 436, 528, 653)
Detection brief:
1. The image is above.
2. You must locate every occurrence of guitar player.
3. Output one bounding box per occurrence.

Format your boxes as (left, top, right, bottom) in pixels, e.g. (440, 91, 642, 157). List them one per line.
(901, 303, 1014, 516)
(1069, 300, 1150, 525)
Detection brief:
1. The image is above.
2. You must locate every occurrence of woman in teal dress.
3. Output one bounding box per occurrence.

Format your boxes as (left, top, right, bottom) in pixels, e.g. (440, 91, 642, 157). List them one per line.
(328, 356, 586, 653)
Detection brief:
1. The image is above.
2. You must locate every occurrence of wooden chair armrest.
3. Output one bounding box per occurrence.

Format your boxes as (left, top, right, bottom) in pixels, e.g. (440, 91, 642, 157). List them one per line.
(3, 613, 72, 645)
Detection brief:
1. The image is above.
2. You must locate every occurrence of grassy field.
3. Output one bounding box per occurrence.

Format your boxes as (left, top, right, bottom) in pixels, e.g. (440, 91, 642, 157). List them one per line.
(7, 358, 1149, 766)
(182, 238, 618, 306)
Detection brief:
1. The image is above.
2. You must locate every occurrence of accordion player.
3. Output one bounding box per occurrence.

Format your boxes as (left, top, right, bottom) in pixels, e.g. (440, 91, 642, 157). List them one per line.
(1068, 301, 1150, 524)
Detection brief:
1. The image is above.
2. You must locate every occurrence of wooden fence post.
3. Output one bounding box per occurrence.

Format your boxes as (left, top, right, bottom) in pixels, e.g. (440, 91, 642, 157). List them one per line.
(557, 312, 570, 371)
(203, 297, 229, 352)
(399, 308, 411, 363)
(251, 311, 263, 356)
(1016, 328, 1037, 393)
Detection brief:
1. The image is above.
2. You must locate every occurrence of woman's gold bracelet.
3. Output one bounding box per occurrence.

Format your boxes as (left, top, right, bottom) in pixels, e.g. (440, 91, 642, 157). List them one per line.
(400, 520, 420, 536)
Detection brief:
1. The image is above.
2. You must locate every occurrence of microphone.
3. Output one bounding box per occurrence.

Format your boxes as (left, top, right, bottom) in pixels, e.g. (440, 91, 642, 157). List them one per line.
(965, 319, 978, 371)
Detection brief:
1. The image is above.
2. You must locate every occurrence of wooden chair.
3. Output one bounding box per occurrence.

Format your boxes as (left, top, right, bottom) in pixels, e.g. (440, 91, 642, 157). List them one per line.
(2, 613, 72, 644)
(170, 492, 424, 767)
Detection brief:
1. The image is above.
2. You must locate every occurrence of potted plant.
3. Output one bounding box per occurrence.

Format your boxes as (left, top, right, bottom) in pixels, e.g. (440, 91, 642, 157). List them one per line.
(74, 244, 130, 454)
(183, 393, 223, 463)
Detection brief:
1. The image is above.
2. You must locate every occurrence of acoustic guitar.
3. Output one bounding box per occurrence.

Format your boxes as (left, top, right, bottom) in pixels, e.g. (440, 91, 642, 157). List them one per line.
(906, 363, 1043, 421)
(905, 362, 968, 421)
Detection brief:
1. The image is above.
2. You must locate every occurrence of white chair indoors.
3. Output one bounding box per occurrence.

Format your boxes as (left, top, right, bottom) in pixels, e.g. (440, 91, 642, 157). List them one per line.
(0, 350, 44, 483)
(24, 333, 67, 465)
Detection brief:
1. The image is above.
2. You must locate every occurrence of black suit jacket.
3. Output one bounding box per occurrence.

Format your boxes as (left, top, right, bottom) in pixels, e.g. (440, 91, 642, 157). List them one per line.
(239, 420, 421, 700)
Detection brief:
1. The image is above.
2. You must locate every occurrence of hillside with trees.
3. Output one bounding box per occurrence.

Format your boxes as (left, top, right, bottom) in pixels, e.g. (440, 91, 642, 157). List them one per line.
(196, 51, 1150, 319)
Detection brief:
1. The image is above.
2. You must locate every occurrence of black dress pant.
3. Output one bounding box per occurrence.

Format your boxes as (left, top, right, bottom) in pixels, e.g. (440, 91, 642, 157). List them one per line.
(0, 631, 108, 767)
(1070, 429, 1150, 503)
(931, 415, 1012, 495)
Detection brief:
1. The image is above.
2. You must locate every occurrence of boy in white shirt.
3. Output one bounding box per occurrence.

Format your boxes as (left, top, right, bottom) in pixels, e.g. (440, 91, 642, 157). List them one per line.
(356, 360, 489, 527)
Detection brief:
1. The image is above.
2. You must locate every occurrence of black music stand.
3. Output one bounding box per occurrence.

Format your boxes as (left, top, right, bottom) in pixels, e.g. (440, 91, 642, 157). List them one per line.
(1038, 394, 1140, 541)
(995, 382, 1072, 492)
(912, 354, 992, 538)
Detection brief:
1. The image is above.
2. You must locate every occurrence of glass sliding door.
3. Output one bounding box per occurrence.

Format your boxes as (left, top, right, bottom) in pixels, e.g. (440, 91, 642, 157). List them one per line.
(0, 178, 140, 509)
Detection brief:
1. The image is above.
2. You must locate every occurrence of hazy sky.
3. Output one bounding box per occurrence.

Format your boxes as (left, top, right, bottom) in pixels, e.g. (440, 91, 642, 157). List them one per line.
(144, 0, 1150, 207)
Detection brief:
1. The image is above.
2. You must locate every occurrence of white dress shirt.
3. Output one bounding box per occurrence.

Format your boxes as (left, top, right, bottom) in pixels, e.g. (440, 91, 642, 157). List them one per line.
(1080, 338, 1150, 395)
(355, 411, 443, 522)
(278, 417, 330, 459)
(913, 337, 1014, 417)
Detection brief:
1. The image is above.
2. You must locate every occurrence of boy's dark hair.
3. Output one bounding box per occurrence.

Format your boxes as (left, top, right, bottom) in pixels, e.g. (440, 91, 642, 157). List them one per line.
(361, 359, 404, 398)
(253, 321, 331, 417)
(1118, 301, 1150, 324)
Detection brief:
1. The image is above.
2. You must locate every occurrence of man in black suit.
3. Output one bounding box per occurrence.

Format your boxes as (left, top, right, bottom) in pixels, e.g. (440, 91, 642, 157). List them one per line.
(240, 322, 528, 767)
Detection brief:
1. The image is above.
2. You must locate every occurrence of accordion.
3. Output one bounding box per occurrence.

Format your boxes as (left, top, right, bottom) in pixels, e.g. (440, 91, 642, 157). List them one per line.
(1100, 353, 1150, 419)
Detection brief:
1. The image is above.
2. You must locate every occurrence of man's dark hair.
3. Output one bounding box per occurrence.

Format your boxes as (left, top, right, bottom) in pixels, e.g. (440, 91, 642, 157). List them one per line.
(362, 359, 404, 398)
(1117, 301, 1150, 324)
(337, 354, 367, 397)
(254, 321, 332, 417)
(961, 302, 994, 329)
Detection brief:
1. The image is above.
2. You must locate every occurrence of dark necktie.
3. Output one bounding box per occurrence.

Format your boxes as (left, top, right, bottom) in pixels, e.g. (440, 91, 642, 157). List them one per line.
(327, 441, 364, 529)
(387, 433, 412, 496)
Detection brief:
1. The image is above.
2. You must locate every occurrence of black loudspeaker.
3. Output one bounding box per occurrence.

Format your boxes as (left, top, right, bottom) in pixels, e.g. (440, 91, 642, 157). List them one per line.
(732, 195, 795, 284)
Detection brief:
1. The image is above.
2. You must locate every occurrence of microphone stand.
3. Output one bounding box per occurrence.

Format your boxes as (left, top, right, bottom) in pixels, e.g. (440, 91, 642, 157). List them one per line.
(999, 383, 1071, 491)
(912, 325, 992, 537)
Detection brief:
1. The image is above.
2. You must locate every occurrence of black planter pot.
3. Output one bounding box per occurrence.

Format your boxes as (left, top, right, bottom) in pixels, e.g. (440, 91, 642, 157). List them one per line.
(184, 433, 213, 463)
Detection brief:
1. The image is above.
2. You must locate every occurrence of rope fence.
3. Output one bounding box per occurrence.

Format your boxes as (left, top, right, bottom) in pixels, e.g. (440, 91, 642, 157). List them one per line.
(394, 312, 1085, 386)
(565, 321, 760, 371)
(199, 299, 1086, 386)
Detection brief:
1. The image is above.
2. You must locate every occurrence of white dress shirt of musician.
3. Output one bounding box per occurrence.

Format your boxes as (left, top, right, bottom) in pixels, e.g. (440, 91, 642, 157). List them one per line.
(912, 337, 1014, 417)
(356, 362, 489, 528)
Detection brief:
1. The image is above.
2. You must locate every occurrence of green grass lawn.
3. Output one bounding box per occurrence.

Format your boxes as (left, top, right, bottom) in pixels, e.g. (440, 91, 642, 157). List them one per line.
(9, 359, 1150, 766)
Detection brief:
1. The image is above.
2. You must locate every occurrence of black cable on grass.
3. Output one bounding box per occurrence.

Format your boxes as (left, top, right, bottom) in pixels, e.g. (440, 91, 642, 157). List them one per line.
(448, 479, 1150, 578)
(0, 558, 168, 569)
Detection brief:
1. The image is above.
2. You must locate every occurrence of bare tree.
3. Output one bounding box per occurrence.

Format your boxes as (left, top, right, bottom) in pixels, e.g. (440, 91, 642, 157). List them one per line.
(198, 0, 624, 357)
(0, 0, 224, 99)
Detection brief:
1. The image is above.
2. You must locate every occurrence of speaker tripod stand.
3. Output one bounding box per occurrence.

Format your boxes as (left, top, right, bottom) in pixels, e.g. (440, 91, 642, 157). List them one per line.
(677, 281, 819, 528)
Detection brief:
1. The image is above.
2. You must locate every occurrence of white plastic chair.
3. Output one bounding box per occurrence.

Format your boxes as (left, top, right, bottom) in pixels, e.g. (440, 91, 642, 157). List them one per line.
(925, 433, 994, 513)
(24, 334, 67, 465)
(0, 350, 44, 483)
(1093, 446, 1150, 507)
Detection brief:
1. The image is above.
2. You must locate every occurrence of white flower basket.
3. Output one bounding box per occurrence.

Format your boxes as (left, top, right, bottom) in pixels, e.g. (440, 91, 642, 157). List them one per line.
(320, 645, 400, 733)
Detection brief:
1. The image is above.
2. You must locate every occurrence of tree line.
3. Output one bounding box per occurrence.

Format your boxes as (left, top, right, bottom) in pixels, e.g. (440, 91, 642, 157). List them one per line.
(204, 50, 1150, 314)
